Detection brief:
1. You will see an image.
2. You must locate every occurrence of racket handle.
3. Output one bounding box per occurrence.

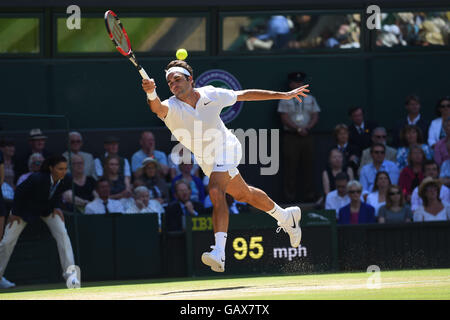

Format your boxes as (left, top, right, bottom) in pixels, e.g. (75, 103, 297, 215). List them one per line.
(138, 67, 150, 80)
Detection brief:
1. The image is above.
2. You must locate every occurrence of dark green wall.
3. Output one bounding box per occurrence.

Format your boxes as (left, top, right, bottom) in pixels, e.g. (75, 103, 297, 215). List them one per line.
(1, 52, 448, 132)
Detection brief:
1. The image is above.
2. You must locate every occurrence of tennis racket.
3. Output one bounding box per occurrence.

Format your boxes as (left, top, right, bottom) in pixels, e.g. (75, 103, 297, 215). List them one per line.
(104, 10, 150, 80)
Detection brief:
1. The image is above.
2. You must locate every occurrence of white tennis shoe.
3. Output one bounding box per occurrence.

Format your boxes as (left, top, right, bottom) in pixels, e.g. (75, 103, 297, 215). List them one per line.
(201, 246, 225, 273)
(0, 277, 16, 289)
(276, 206, 302, 248)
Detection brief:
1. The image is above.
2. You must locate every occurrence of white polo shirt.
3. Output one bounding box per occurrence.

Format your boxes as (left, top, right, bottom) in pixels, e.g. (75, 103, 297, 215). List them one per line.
(161, 86, 242, 177)
(325, 190, 351, 218)
(84, 198, 124, 214)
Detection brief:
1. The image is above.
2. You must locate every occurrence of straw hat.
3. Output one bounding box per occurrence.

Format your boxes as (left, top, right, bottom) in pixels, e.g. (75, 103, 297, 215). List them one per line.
(418, 177, 441, 201)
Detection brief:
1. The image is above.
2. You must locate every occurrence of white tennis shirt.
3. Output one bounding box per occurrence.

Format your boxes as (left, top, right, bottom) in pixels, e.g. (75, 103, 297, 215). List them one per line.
(160, 86, 242, 176)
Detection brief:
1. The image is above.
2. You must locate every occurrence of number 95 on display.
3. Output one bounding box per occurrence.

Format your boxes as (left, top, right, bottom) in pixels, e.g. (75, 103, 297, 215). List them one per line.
(232, 236, 264, 260)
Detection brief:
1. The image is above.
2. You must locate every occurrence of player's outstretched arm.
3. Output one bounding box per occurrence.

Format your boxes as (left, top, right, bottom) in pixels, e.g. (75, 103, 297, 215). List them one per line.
(236, 84, 309, 103)
(142, 79, 169, 119)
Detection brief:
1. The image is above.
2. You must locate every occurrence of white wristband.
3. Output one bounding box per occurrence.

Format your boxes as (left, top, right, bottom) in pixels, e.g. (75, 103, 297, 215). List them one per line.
(147, 91, 157, 101)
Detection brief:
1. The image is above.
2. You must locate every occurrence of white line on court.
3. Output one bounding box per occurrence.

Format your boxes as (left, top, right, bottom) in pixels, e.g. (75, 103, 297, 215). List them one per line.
(129, 278, 450, 300)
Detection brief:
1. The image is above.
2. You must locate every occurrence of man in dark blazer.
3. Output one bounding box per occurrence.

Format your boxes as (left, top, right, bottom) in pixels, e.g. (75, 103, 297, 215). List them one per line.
(0, 155, 80, 289)
(392, 94, 429, 147)
(165, 180, 205, 232)
(348, 106, 378, 152)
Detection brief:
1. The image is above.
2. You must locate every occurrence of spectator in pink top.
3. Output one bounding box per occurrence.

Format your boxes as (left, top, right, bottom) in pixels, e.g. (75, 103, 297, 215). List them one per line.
(433, 116, 450, 166)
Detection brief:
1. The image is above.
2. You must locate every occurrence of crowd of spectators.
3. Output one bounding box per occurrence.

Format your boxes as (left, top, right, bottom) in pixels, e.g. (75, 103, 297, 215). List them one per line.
(238, 11, 448, 52)
(1, 90, 449, 236)
(376, 12, 449, 47)
(319, 95, 450, 224)
(0, 129, 250, 234)
(242, 14, 362, 51)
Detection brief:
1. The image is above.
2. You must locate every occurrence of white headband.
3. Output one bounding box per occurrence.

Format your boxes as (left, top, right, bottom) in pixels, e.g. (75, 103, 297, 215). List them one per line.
(165, 66, 191, 79)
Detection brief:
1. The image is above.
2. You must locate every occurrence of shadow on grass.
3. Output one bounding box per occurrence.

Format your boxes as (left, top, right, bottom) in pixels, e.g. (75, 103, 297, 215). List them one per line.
(0, 273, 289, 295)
(161, 285, 251, 296)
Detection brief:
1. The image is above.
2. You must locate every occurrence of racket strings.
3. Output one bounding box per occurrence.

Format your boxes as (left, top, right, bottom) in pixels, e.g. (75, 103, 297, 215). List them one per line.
(106, 12, 130, 54)
(112, 23, 124, 44)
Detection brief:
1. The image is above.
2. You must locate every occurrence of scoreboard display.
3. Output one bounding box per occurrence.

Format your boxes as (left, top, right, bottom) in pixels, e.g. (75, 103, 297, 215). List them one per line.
(185, 210, 337, 276)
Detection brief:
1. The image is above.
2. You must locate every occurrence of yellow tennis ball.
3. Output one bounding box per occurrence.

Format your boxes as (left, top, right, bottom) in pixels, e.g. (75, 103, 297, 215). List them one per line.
(176, 48, 188, 60)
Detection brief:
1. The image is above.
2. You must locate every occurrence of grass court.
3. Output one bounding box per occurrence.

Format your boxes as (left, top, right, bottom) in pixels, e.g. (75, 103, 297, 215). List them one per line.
(0, 268, 449, 300)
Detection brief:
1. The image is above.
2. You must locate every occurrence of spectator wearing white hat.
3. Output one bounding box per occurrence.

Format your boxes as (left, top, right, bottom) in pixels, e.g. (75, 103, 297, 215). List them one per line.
(17, 128, 52, 178)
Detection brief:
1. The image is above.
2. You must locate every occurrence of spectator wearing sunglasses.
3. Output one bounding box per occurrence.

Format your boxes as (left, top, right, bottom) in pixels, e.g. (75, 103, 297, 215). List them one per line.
(358, 127, 397, 174)
(428, 96, 450, 148)
(359, 143, 400, 196)
(63, 131, 96, 179)
(16, 153, 45, 186)
(396, 125, 433, 170)
(338, 180, 375, 224)
(378, 185, 412, 223)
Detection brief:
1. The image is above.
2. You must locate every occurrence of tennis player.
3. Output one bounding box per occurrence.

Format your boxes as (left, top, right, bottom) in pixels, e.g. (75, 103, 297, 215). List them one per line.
(142, 60, 309, 272)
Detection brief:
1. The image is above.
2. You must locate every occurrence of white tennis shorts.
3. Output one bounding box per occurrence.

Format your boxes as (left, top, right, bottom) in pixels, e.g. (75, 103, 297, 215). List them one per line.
(195, 139, 242, 179)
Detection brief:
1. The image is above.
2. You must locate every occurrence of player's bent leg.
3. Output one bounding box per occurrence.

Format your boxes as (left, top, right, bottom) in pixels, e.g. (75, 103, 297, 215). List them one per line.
(226, 173, 302, 248)
(208, 171, 232, 233)
(225, 173, 273, 212)
(201, 171, 231, 272)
